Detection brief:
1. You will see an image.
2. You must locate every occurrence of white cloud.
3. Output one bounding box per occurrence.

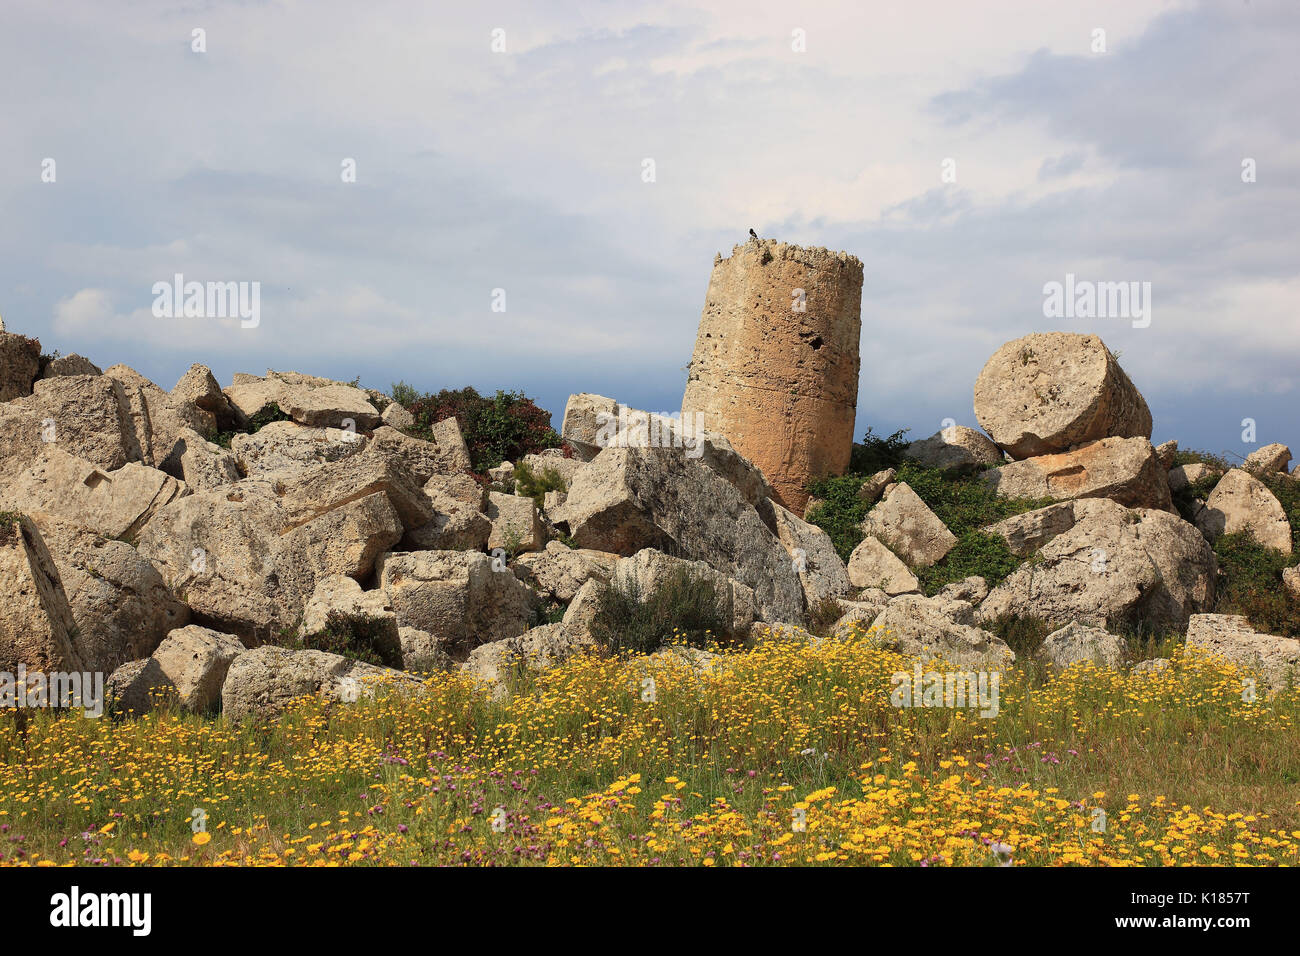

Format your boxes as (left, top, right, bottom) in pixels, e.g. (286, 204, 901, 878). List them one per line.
(52, 288, 117, 336)
(1, 0, 1296, 458)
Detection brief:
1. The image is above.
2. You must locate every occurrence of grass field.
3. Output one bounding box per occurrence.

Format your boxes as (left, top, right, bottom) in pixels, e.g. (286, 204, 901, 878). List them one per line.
(1, 626, 1296, 866)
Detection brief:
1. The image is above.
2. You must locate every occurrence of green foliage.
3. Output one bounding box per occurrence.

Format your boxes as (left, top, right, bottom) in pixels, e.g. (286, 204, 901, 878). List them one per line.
(389, 381, 421, 408)
(1172, 448, 1232, 471)
(247, 403, 292, 432)
(589, 569, 728, 656)
(1161, 461, 1300, 637)
(804, 474, 873, 564)
(1171, 473, 1223, 523)
(534, 601, 567, 627)
(292, 610, 394, 667)
(1261, 474, 1300, 554)
(848, 427, 910, 475)
(805, 595, 845, 638)
(401, 386, 562, 474)
(893, 462, 1051, 537)
(513, 459, 567, 509)
(1166, 447, 1230, 523)
(208, 402, 291, 449)
(497, 524, 527, 560)
(807, 426, 1049, 581)
(1212, 531, 1300, 637)
(917, 531, 1021, 595)
(983, 613, 1053, 660)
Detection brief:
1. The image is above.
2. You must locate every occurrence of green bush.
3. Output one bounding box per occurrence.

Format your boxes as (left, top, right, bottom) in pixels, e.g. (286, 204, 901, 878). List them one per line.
(1171, 448, 1232, 470)
(513, 460, 567, 509)
(983, 613, 1053, 660)
(917, 531, 1021, 595)
(389, 380, 421, 408)
(1261, 474, 1300, 554)
(805, 595, 846, 638)
(892, 462, 1051, 536)
(208, 402, 291, 449)
(291, 610, 395, 667)
(247, 403, 292, 432)
(848, 427, 910, 474)
(1212, 531, 1300, 637)
(804, 473, 874, 563)
(589, 568, 729, 656)
(893, 462, 1050, 594)
(806, 426, 1050, 586)
(401, 386, 562, 474)
(1171, 473, 1223, 524)
(1161, 457, 1300, 637)
(1165, 447, 1228, 523)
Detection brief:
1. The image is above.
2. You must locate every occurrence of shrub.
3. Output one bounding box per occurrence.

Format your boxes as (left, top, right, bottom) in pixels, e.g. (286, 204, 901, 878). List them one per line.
(496, 524, 528, 561)
(1171, 471, 1222, 524)
(1172, 448, 1233, 471)
(806, 426, 1049, 580)
(589, 568, 729, 656)
(893, 462, 1050, 536)
(246, 403, 292, 432)
(208, 402, 291, 449)
(1166, 447, 1231, 523)
(848, 426, 910, 474)
(1160, 462, 1300, 637)
(983, 613, 1053, 660)
(403, 386, 561, 474)
(291, 610, 393, 667)
(1260, 474, 1300, 554)
(804, 473, 873, 563)
(892, 463, 1049, 595)
(1212, 531, 1300, 637)
(806, 595, 845, 638)
(389, 380, 421, 408)
(513, 459, 567, 509)
(534, 601, 566, 627)
(917, 531, 1021, 595)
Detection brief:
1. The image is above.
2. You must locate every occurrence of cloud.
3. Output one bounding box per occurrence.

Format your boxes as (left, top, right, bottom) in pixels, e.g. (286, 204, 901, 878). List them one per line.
(2, 0, 1297, 461)
(52, 288, 119, 336)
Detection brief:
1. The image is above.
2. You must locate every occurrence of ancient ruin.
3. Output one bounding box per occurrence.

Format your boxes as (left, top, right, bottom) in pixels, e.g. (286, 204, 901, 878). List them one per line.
(0, 287, 1296, 723)
(682, 239, 863, 512)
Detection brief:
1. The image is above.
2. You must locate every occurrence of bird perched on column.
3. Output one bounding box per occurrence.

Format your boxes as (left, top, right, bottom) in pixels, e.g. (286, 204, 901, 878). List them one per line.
(749, 228, 758, 240)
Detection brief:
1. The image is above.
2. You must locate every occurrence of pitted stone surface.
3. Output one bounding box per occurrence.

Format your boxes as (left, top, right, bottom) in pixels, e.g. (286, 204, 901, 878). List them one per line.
(682, 240, 863, 512)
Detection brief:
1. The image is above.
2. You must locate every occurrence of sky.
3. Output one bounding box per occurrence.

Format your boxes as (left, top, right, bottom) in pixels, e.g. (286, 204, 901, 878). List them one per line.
(2, 0, 1297, 463)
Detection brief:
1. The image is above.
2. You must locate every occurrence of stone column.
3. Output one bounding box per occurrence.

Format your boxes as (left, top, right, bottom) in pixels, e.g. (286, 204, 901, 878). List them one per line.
(682, 239, 863, 512)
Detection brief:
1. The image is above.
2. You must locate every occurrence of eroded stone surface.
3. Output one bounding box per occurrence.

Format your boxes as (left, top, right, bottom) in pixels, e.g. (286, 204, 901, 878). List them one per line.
(681, 240, 863, 511)
(982, 437, 1171, 511)
(974, 333, 1151, 459)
